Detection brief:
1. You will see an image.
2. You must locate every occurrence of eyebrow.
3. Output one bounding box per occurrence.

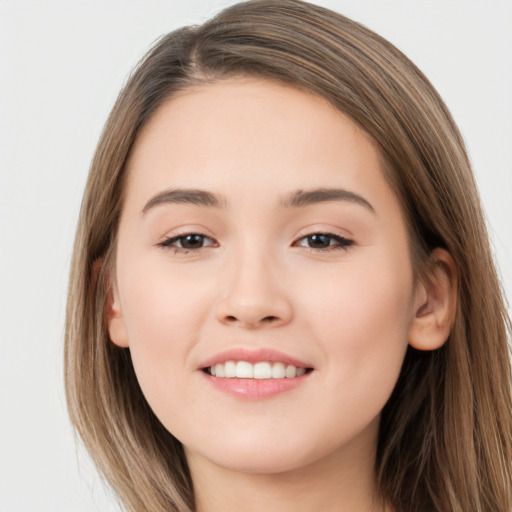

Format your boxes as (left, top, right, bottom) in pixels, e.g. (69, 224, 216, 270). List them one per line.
(281, 188, 375, 213)
(142, 188, 226, 214)
(141, 186, 375, 214)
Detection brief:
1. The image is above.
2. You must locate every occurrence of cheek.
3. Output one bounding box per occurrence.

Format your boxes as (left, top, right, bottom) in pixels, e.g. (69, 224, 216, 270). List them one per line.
(116, 258, 211, 391)
(299, 251, 414, 387)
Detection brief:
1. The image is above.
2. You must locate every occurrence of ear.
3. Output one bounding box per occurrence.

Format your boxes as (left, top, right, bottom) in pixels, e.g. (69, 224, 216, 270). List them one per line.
(408, 248, 457, 351)
(98, 262, 129, 348)
(106, 284, 129, 348)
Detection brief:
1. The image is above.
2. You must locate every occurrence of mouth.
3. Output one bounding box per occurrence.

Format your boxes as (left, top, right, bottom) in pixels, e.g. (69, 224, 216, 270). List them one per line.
(203, 361, 312, 379)
(199, 348, 314, 399)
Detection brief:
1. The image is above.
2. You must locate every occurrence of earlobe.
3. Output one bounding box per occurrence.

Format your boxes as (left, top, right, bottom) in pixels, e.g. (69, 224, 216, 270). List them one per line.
(408, 248, 457, 351)
(106, 279, 130, 348)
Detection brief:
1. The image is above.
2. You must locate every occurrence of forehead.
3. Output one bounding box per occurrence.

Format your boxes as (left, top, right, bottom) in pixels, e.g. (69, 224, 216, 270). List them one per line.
(124, 77, 397, 216)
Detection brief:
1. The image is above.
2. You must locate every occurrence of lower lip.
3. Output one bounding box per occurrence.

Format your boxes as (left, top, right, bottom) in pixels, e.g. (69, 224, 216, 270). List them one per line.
(201, 372, 311, 399)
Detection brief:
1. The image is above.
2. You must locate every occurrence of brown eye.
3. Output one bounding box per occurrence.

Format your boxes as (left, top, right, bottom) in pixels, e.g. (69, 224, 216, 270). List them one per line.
(179, 234, 207, 249)
(307, 234, 333, 249)
(159, 233, 217, 251)
(295, 233, 353, 251)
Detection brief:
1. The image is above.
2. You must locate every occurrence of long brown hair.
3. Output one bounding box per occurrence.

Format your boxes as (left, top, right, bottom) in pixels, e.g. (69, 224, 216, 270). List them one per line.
(65, 1, 512, 510)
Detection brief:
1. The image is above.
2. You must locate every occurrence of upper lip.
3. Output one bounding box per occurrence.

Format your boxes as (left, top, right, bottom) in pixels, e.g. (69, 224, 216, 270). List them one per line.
(198, 347, 312, 370)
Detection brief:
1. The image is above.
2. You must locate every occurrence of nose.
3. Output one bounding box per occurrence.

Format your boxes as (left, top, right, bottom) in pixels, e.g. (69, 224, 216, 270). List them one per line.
(214, 252, 293, 329)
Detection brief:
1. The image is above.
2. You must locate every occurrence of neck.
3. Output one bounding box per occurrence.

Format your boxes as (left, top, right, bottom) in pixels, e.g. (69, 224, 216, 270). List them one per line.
(187, 418, 390, 512)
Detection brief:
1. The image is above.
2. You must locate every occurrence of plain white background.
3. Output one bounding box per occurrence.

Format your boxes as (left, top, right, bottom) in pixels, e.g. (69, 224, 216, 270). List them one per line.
(1, 1, 511, 510)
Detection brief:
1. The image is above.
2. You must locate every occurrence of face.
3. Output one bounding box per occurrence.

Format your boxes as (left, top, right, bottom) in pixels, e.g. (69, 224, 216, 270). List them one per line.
(109, 77, 422, 475)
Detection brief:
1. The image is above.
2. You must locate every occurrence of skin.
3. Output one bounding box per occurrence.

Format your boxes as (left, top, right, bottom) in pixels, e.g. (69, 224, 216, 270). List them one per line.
(108, 77, 456, 512)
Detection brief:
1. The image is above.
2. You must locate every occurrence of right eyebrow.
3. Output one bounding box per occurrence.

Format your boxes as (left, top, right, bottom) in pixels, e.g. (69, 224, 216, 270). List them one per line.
(141, 188, 226, 214)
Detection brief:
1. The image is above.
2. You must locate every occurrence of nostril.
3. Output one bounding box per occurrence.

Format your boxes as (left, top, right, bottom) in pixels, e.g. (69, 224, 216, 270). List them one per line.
(223, 314, 279, 325)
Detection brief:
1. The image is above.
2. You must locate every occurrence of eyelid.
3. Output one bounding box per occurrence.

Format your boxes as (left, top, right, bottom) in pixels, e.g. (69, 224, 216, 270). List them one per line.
(292, 231, 354, 251)
(157, 231, 218, 251)
(156, 224, 215, 242)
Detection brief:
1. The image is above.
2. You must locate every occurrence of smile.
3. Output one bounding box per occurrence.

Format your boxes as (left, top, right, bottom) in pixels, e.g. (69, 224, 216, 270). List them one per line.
(199, 348, 314, 399)
(206, 361, 309, 379)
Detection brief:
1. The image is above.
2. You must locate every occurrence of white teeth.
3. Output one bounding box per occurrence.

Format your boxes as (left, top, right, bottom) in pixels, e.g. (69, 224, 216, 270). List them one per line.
(253, 362, 272, 379)
(225, 361, 237, 378)
(215, 363, 225, 377)
(271, 362, 286, 378)
(236, 361, 253, 378)
(207, 361, 308, 379)
(285, 364, 296, 378)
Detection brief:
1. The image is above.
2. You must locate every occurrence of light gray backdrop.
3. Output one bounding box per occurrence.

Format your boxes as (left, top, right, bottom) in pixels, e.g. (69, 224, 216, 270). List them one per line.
(1, 1, 511, 510)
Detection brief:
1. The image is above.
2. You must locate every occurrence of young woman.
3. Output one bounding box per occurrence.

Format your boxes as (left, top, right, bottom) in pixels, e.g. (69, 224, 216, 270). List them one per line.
(64, 1, 512, 511)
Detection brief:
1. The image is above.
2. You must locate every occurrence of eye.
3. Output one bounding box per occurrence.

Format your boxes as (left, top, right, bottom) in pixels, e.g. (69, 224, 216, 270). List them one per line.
(158, 233, 217, 252)
(294, 233, 353, 251)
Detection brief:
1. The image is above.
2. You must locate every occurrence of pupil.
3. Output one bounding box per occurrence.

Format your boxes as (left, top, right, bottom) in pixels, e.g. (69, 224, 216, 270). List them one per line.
(182, 234, 203, 248)
(308, 234, 330, 248)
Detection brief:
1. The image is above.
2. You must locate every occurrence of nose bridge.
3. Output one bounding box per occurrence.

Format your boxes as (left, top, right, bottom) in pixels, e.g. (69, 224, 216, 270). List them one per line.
(215, 238, 292, 328)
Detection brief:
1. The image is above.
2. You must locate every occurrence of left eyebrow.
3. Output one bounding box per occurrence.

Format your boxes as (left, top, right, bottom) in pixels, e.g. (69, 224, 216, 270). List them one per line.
(280, 188, 375, 213)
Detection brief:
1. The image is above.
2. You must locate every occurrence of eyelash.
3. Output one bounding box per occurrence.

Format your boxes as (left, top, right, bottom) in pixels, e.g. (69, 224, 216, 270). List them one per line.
(293, 233, 354, 252)
(158, 232, 354, 254)
(158, 233, 217, 253)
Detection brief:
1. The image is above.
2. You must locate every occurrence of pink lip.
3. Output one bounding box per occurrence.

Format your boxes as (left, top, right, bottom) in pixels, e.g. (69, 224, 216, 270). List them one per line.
(198, 347, 313, 400)
(201, 372, 310, 400)
(198, 347, 311, 370)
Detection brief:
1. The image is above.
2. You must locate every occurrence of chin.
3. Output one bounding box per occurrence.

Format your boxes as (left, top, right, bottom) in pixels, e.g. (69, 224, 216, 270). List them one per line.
(185, 431, 334, 476)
